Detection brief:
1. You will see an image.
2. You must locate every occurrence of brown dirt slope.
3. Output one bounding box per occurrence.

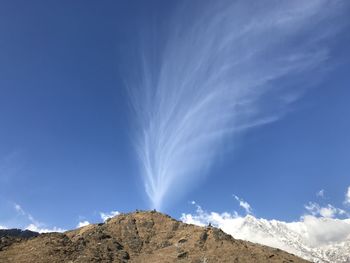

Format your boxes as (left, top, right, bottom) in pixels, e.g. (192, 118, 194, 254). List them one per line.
(0, 210, 309, 263)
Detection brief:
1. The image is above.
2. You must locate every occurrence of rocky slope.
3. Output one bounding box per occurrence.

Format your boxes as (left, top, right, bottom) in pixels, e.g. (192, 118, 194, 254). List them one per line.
(0, 210, 309, 262)
(0, 228, 40, 254)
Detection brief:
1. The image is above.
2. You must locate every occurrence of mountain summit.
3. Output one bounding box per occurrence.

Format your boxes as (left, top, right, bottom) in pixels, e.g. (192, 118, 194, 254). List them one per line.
(0, 210, 308, 262)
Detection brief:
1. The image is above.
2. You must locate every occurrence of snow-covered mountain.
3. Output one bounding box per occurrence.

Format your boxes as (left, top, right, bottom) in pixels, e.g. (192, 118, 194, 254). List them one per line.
(181, 212, 350, 263)
(232, 215, 350, 263)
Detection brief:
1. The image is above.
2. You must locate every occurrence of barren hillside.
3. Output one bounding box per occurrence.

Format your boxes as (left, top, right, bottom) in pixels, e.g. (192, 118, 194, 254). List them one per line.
(0, 211, 309, 263)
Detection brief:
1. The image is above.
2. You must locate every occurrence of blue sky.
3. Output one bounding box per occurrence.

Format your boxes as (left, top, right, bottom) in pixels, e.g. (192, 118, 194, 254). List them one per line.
(0, 0, 350, 231)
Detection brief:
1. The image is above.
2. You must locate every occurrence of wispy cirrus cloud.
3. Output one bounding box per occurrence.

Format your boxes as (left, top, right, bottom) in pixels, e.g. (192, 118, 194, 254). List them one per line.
(128, 0, 349, 210)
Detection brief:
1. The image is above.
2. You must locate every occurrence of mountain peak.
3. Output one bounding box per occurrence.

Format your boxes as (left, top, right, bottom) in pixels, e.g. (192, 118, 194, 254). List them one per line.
(0, 210, 309, 262)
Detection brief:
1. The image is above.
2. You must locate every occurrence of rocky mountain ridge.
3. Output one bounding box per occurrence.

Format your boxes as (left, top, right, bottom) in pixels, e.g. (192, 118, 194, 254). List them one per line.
(0, 210, 308, 262)
(0, 228, 39, 238)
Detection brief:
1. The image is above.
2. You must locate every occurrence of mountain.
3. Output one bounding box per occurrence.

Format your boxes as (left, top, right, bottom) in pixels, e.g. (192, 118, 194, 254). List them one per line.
(218, 215, 350, 263)
(0, 210, 308, 262)
(0, 228, 40, 253)
(0, 229, 39, 238)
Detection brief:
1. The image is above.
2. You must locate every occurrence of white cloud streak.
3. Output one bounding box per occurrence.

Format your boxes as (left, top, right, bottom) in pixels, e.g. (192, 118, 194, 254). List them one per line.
(13, 203, 65, 233)
(128, 0, 348, 210)
(100, 211, 119, 222)
(233, 195, 252, 214)
(76, 221, 90, 228)
(14, 203, 25, 215)
(25, 224, 65, 233)
(345, 186, 350, 205)
(304, 202, 347, 218)
(316, 189, 325, 198)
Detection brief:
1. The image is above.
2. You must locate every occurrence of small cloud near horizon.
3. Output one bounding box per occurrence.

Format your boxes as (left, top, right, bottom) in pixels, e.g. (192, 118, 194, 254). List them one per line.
(233, 195, 253, 214)
(11, 203, 65, 233)
(344, 186, 350, 205)
(316, 189, 325, 198)
(100, 211, 120, 222)
(77, 221, 90, 228)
